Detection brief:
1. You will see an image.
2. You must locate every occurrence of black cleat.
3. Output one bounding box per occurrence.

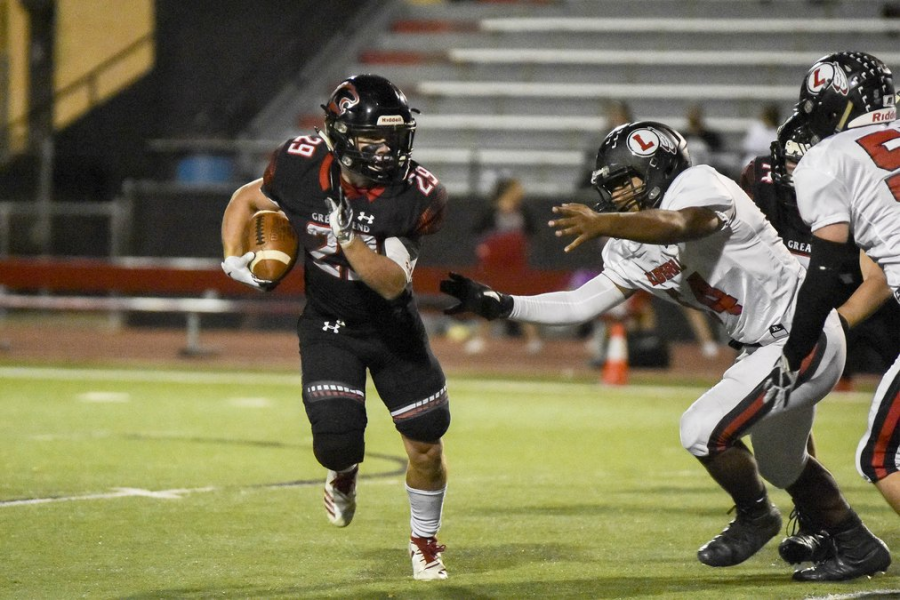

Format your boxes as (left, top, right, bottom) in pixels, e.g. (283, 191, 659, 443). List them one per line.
(792, 521, 891, 582)
(698, 502, 782, 567)
(778, 508, 832, 564)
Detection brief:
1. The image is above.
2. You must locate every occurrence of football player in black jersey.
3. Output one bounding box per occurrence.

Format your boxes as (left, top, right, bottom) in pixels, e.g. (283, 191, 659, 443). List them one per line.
(221, 74, 451, 580)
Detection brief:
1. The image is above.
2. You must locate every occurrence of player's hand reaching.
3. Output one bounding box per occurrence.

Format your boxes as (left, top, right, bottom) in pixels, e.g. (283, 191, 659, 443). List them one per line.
(762, 353, 799, 409)
(549, 203, 607, 253)
(221, 252, 272, 291)
(440, 272, 513, 320)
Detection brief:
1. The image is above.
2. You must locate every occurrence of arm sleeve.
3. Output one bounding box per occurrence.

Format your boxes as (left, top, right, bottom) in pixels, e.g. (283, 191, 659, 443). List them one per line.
(509, 272, 628, 325)
(384, 237, 415, 284)
(783, 236, 858, 368)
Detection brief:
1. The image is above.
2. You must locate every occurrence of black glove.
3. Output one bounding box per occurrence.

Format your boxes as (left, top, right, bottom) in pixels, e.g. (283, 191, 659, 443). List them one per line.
(440, 272, 513, 320)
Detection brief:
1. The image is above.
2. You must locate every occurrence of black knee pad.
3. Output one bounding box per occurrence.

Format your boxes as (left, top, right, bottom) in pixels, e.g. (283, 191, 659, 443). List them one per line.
(303, 385, 367, 471)
(313, 431, 365, 471)
(394, 403, 451, 443)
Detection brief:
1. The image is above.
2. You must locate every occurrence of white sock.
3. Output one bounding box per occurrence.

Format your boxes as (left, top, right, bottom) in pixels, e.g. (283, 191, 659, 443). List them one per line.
(406, 484, 446, 539)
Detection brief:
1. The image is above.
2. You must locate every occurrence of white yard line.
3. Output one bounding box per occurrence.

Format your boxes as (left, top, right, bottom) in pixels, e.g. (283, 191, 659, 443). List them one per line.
(0, 366, 304, 386)
(0, 478, 402, 509)
(0, 366, 871, 404)
(1, 486, 217, 507)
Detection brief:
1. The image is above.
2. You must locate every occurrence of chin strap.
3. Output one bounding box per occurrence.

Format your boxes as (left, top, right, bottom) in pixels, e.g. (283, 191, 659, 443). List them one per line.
(315, 126, 335, 152)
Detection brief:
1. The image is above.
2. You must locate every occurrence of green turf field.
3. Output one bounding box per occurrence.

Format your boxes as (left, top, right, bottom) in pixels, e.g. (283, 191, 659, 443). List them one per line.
(1, 366, 897, 599)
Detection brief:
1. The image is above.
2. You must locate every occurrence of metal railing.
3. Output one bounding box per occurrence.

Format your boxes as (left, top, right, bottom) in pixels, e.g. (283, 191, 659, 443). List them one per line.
(0, 194, 132, 258)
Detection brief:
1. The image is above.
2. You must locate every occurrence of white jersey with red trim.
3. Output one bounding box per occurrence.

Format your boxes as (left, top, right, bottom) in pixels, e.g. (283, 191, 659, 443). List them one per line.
(601, 165, 804, 345)
(793, 120, 900, 292)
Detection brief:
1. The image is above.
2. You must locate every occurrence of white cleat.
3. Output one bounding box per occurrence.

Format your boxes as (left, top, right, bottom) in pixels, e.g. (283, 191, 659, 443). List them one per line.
(323, 465, 357, 527)
(409, 535, 448, 580)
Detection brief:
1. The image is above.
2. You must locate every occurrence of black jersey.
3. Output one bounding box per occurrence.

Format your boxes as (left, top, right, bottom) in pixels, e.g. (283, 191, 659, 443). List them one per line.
(261, 133, 448, 325)
(739, 156, 813, 261)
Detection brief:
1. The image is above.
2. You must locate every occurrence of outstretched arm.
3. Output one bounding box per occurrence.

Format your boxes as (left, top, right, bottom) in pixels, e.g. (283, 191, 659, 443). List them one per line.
(510, 273, 633, 324)
(549, 203, 723, 253)
(441, 271, 633, 325)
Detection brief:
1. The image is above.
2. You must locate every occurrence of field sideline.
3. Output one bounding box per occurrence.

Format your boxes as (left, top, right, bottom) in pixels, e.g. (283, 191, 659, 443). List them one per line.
(1, 365, 898, 599)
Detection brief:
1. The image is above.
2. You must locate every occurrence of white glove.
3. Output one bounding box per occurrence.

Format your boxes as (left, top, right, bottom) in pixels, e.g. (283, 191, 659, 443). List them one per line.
(221, 252, 268, 291)
(762, 353, 799, 409)
(325, 196, 355, 247)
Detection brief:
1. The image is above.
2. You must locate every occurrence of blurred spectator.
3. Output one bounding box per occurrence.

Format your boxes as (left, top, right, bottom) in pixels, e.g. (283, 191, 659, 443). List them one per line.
(683, 104, 724, 166)
(740, 103, 780, 166)
(465, 176, 544, 354)
(685, 104, 724, 152)
(605, 99, 634, 130)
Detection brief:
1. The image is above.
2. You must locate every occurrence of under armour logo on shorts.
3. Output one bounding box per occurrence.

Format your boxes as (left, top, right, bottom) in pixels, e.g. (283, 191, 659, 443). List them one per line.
(769, 324, 788, 339)
(323, 320, 345, 333)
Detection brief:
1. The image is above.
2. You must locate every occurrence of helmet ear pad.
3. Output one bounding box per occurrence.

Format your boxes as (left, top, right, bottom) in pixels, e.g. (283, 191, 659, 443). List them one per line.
(592, 121, 692, 212)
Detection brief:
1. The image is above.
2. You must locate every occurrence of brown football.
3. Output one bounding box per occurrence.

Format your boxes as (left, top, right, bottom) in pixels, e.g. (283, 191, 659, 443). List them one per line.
(244, 210, 299, 285)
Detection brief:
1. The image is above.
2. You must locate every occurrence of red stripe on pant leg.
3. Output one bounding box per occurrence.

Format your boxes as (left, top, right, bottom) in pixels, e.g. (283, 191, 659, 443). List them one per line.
(872, 390, 900, 479)
(716, 393, 767, 451)
(708, 335, 828, 454)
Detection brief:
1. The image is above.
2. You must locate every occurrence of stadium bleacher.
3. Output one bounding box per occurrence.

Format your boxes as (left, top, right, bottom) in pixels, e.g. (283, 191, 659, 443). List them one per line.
(272, 0, 900, 197)
(4, 0, 899, 344)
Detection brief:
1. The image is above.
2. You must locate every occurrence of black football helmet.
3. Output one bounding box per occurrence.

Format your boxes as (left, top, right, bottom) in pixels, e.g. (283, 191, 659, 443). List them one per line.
(770, 112, 815, 191)
(591, 121, 691, 212)
(794, 51, 896, 144)
(320, 74, 417, 183)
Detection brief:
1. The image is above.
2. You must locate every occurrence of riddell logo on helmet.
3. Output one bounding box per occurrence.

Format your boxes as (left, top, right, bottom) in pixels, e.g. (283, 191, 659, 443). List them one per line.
(847, 107, 897, 129)
(807, 62, 849, 96)
(377, 115, 405, 125)
(327, 82, 360, 116)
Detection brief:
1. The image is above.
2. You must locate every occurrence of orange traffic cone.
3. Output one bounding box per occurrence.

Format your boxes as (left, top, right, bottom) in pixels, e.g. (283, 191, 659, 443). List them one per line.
(602, 322, 629, 385)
